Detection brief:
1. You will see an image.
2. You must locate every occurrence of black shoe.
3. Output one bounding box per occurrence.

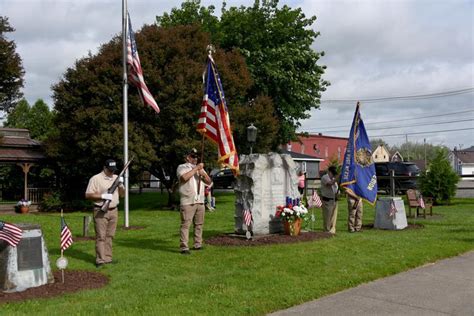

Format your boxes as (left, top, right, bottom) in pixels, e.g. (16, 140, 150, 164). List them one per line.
(181, 250, 191, 255)
(349, 230, 356, 233)
(105, 260, 119, 264)
(95, 263, 105, 268)
(193, 247, 203, 251)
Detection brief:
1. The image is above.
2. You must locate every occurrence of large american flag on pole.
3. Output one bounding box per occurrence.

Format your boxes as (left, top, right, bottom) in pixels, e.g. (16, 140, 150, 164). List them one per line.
(0, 221, 22, 247)
(60, 217, 73, 251)
(197, 55, 239, 174)
(126, 13, 160, 113)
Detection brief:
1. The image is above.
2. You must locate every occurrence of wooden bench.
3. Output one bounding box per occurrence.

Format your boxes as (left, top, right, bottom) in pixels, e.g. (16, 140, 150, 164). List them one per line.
(406, 189, 433, 218)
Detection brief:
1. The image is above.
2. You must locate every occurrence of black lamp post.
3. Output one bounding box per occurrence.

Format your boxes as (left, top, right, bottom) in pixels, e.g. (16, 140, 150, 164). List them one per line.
(247, 123, 258, 154)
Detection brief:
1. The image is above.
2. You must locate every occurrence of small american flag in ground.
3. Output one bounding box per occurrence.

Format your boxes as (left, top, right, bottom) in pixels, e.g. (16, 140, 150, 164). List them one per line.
(60, 217, 73, 251)
(243, 209, 252, 227)
(0, 221, 23, 247)
(310, 190, 322, 208)
(127, 13, 160, 113)
(418, 195, 425, 209)
(388, 200, 398, 218)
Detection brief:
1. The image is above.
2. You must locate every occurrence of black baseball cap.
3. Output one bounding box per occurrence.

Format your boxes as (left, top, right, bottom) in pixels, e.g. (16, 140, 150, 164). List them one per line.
(104, 159, 118, 171)
(188, 148, 198, 158)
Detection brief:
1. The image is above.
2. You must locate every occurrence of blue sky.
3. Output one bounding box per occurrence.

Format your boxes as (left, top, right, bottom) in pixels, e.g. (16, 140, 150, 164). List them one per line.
(1, 0, 473, 149)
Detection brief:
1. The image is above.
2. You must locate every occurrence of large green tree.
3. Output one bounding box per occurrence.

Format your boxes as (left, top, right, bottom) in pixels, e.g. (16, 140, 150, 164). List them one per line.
(5, 98, 56, 141)
(158, 0, 329, 144)
(0, 16, 24, 113)
(51, 24, 278, 201)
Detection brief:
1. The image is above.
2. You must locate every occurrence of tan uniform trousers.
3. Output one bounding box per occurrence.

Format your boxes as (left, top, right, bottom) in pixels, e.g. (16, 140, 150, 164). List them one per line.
(94, 207, 118, 264)
(322, 200, 338, 234)
(347, 198, 363, 232)
(180, 203, 205, 251)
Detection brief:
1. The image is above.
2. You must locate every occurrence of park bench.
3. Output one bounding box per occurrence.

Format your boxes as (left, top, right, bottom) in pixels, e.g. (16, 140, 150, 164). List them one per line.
(406, 189, 433, 218)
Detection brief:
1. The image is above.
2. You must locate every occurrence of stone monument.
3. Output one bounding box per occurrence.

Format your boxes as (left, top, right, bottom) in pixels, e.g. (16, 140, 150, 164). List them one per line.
(374, 197, 408, 230)
(0, 223, 54, 292)
(234, 153, 300, 235)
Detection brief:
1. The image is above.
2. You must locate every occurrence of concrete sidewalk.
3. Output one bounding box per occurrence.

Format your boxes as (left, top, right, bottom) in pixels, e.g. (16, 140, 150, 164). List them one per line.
(270, 251, 474, 316)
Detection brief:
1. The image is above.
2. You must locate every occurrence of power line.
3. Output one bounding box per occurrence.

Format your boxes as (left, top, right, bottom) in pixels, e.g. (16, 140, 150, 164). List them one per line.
(321, 87, 474, 103)
(371, 127, 474, 138)
(313, 118, 474, 134)
(303, 108, 474, 131)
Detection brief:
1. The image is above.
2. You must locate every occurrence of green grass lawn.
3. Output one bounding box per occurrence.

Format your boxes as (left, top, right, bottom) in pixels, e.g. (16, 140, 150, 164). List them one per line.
(1, 192, 473, 315)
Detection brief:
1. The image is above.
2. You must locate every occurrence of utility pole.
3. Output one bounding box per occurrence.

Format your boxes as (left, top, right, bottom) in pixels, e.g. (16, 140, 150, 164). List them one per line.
(405, 134, 409, 161)
(424, 138, 427, 168)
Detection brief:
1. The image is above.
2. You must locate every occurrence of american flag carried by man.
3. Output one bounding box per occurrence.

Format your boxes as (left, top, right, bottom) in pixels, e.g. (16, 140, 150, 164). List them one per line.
(197, 52, 239, 175)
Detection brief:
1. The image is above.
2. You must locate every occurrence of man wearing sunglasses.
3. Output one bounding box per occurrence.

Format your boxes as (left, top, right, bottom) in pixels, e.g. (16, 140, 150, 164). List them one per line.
(176, 148, 212, 254)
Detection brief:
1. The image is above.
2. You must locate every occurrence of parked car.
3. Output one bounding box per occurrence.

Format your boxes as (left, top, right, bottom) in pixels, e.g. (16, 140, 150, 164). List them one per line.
(210, 168, 236, 189)
(375, 162, 420, 194)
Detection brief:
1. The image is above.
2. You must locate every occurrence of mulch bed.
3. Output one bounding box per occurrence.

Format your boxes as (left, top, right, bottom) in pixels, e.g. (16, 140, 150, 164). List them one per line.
(206, 231, 333, 246)
(0, 270, 109, 304)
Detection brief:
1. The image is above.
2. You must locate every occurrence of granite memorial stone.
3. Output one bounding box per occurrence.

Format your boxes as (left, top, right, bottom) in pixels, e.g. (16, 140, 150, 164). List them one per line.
(374, 197, 408, 230)
(235, 153, 300, 235)
(0, 223, 54, 292)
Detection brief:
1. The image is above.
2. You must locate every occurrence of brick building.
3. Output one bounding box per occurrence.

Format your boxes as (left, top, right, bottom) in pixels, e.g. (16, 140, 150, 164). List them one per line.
(286, 134, 348, 172)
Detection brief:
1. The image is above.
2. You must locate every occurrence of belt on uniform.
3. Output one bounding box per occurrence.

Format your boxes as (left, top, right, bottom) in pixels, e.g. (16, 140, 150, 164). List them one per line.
(321, 196, 334, 201)
(94, 206, 117, 210)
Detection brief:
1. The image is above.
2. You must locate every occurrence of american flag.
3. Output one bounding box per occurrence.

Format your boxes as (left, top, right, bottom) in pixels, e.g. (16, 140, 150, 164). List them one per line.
(197, 55, 239, 175)
(60, 217, 73, 251)
(388, 200, 397, 218)
(418, 195, 425, 209)
(243, 209, 252, 227)
(310, 190, 322, 208)
(126, 13, 160, 113)
(0, 221, 23, 247)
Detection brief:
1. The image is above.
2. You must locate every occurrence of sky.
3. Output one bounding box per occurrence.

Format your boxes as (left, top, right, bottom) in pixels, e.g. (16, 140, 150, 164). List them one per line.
(1, 0, 473, 149)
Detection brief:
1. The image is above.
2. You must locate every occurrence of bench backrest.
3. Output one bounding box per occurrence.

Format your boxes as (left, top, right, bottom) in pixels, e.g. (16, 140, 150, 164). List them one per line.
(406, 189, 419, 207)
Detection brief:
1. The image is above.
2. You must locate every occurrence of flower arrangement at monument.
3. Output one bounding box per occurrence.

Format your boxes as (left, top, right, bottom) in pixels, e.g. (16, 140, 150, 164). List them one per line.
(275, 197, 308, 236)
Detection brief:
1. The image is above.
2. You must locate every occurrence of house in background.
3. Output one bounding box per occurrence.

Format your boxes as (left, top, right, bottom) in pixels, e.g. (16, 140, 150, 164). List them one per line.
(285, 133, 348, 172)
(372, 144, 390, 162)
(280, 150, 323, 179)
(391, 151, 404, 162)
(449, 147, 474, 175)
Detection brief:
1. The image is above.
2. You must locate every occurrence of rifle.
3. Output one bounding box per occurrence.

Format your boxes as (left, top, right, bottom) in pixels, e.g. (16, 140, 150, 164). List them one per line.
(100, 158, 133, 212)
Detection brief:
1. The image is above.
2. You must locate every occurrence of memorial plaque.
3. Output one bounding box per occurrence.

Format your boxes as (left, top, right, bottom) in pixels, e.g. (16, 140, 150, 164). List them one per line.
(17, 237, 43, 271)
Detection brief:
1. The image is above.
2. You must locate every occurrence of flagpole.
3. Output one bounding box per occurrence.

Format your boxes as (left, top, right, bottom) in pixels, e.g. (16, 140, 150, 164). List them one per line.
(122, 0, 130, 228)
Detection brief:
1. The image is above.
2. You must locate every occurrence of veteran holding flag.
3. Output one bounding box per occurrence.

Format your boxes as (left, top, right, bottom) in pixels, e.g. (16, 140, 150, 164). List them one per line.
(340, 102, 378, 232)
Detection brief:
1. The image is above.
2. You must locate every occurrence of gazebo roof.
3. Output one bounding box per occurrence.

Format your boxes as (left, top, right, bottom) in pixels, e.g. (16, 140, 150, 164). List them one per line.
(0, 128, 46, 163)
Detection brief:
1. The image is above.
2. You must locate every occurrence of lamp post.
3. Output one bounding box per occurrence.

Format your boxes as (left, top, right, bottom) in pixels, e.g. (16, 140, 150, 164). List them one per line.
(247, 123, 258, 155)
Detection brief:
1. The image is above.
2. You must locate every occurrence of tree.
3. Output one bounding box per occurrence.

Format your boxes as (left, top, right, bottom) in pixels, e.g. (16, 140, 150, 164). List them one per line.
(5, 98, 56, 141)
(157, 0, 329, 144)
(390, 141, 449, 162)
(51, 24, 278, 202)
(419, 149, 459, 204)
(0, 16, 24, 113)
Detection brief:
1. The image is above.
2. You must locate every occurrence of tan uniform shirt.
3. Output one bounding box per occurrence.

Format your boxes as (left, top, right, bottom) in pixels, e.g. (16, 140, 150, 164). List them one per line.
(321, 173, 338, 199)
(85, 171, 120, 208)
(177, 162, 205, 205)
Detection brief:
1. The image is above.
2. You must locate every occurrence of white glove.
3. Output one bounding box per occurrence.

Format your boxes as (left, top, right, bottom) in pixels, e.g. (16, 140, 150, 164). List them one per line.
(101, 193, 113, 201)
(119, 176, 124, 184)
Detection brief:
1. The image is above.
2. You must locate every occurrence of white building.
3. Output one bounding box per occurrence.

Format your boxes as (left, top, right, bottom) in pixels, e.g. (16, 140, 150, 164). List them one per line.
(449, 148, 474, 175)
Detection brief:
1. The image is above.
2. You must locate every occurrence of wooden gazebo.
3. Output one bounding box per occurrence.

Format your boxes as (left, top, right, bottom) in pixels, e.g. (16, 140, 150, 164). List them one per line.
(0, 128, 46, 201)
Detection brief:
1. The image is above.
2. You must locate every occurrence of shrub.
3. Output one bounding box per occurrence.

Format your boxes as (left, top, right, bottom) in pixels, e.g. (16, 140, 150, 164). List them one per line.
(39, 191, 62, 212)
(419, 149, 459, 204)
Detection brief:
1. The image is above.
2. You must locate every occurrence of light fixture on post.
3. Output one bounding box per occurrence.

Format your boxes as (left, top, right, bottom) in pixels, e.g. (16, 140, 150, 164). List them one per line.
(247, 123, 258, 155)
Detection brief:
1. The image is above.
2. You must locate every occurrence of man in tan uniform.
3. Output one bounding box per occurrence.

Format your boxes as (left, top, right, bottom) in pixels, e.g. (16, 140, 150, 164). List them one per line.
(85, 159, 125, 267)
(177, 148, 212, 255)
(347, 193, 363, 233)
(320, 166, 339, 234)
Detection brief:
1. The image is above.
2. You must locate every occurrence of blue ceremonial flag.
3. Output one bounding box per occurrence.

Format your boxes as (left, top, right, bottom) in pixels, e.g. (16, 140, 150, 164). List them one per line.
(340, 102, 378, 204)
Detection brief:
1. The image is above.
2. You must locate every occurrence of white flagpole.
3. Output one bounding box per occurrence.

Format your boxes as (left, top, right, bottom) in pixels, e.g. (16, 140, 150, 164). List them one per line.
(122, 0, 130, 228)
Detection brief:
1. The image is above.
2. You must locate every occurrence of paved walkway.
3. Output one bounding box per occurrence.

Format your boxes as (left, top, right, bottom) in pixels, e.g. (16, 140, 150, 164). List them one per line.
(270, 251, 474, 316)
